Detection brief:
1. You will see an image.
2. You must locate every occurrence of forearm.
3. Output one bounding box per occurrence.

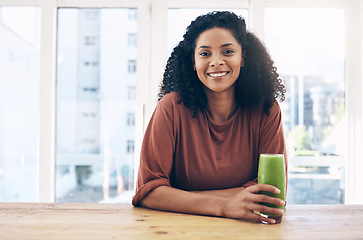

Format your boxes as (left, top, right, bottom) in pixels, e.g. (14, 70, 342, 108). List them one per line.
(140, 186, 226, 217)
(140, 184, 285, 224)
(191, 187, 246, 198)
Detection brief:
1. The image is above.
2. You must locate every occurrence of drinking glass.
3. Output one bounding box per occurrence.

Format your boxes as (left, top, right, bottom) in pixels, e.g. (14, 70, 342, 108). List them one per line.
(258, 154, 286, 223)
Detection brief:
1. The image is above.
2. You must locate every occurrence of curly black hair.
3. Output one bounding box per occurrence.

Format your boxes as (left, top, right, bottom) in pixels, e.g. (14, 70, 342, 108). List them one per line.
(159, 11, 285, 117)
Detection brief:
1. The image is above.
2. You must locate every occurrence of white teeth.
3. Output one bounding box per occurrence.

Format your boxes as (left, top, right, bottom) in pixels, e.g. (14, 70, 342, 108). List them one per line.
(209, 72, 228, 77)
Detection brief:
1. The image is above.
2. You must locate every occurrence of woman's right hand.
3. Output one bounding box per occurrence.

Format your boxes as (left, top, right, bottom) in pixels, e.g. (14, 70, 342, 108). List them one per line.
(221, 184, 285, 224)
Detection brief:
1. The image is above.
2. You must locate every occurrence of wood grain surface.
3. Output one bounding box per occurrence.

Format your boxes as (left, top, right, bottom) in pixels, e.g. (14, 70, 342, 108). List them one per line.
(0, 203, 362, 239)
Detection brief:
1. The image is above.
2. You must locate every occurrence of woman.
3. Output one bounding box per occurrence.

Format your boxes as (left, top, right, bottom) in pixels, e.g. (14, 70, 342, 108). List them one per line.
(132, 11, 287, 224)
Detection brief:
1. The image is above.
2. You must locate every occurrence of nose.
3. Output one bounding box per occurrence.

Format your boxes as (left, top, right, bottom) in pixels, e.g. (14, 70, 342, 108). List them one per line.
(210, 54, 224, 67)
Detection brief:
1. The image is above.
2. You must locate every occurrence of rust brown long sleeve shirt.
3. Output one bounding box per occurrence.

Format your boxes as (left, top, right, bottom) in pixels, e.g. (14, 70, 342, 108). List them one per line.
(132, 92, 287, 206)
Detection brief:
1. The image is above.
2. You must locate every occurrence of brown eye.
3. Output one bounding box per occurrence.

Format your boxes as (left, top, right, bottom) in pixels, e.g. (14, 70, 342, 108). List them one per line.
(223, 49, 234, 55)
(200, 52, 210, 57)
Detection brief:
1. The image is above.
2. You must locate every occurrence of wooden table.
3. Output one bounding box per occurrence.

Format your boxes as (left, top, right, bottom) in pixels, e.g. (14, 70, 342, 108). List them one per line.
(0, 203, 362, 239)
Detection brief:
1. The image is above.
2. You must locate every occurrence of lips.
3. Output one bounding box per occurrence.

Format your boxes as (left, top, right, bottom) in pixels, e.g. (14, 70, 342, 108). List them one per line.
(207, 71, 229, 78)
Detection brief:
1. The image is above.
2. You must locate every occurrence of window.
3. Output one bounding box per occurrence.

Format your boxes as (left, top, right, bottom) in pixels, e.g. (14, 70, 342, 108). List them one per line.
(1, 0, 361, 204)
(84, 36, 97, 46)
(128, 8, 137, 21)
(84, 61, 99, 66)
(128, 59, 136, 73)
(264, 7, 346, 204)
(127, 140, 135, 153)
(0, 6, 40, 202)
(127, 113, 135, 126)
(56, 8, 137, 203)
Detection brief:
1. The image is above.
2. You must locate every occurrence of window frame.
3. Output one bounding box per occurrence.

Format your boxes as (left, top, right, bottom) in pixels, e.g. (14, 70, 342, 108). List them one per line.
(0, 0, 362, 203)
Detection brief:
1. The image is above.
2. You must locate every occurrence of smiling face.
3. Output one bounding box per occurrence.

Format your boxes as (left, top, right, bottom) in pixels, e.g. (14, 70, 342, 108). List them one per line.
(194, 27, 243, 97)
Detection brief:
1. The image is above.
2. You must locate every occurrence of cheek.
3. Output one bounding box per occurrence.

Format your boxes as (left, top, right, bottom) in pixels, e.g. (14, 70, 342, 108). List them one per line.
(194, 60, 203, 70)
(195, 67, 208, 83)
(196, 69, 205, 81)
(232, 61, 242, 74)
(234, 65, 241, 75)
(195, 62, 206, 75)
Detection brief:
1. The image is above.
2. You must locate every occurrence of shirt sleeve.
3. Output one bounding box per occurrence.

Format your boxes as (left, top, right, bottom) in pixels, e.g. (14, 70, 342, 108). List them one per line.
(257, 101, 288, 187)
(258, 102, 287, 162)
(242, 178, 258, 188)
(132, 100, 176, 206)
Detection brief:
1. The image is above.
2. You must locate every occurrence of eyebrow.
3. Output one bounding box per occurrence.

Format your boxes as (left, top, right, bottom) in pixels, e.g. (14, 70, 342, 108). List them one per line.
(197, 43, 235, 50)
(221, 43, 234, 48)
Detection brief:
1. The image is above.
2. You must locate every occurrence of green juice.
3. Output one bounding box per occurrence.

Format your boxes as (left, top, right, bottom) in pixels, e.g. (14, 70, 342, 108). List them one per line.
(257, 154, 286, 223)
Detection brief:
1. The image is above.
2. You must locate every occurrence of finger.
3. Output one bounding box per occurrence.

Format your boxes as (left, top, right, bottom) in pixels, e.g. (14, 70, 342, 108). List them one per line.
(244, 211, 276, 224)
(246, 201, 283, 215)
(253, 194, 285, 206)
(246, 184, 281, 194)
(252, 203, 284, 215)
(244, 190, 284, 206)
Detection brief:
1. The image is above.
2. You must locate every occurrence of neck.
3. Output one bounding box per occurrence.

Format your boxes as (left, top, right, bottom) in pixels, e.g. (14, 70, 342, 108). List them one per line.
(205, 90, 238, 124)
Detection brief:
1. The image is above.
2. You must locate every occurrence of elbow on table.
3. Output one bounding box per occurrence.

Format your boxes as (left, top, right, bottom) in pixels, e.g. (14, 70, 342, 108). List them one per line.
(138, 186, 166, 209)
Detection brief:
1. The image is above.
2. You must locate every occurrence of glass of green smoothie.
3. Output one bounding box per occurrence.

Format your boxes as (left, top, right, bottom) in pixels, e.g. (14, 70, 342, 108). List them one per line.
(257, 154, 286, 224)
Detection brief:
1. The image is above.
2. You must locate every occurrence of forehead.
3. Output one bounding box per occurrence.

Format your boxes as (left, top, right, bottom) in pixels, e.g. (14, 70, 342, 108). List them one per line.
(195, 27, 240, 47)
